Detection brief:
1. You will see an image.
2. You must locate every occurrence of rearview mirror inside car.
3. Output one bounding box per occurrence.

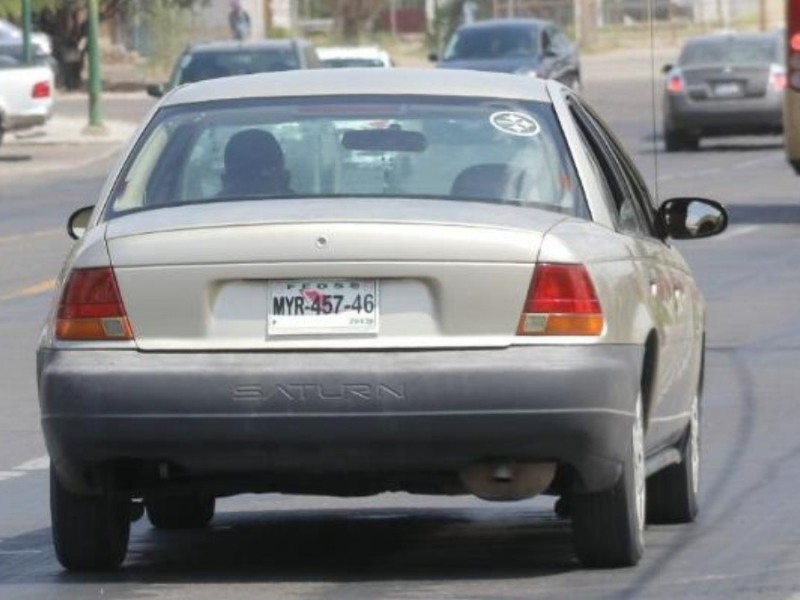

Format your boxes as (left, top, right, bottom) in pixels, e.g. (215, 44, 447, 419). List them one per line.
(655, 197, 728, 240)
(342, 129, 428, 153)
(67, 205, 94, 240)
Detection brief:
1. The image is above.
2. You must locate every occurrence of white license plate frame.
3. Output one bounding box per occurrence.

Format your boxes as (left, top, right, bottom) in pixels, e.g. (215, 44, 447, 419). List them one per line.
(713, 82, 743, 98)
(267, 279, 379, 336)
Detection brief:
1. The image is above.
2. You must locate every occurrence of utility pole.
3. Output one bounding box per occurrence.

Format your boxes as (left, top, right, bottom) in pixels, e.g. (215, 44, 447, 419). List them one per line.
(21, 0, 33, 64)
(86, 0, 105, 132)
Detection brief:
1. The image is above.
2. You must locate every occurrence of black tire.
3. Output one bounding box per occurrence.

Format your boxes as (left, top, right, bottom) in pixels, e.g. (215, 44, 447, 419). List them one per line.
(50, 466, 130, 571)
(664, 127, 700, 153)
(146, 494, 215, 530)
(572, 394, 646, 568)
(647, 393, 700, 524)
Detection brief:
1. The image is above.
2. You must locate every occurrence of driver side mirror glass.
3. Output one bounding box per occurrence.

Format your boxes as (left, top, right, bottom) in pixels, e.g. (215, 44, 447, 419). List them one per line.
(67, 205, 94, 240)
(656, 197, 728, 240)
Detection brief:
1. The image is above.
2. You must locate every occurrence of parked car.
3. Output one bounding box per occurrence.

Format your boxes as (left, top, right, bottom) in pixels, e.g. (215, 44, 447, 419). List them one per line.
(39, 68, 727, 572)
(0, 58, 54, 147)
(318, 46, 393, 68)
(663, 31, 786, 151)
(0, 19, 52, 56)
(432, 19, 581, 90)
(785, 7, 800, 174)
(147, 39, 321, 97)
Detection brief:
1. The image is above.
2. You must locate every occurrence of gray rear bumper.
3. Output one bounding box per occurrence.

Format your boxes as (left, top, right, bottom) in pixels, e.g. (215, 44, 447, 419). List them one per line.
(38, 345, 642, 495)
(666, 93, 783, 134)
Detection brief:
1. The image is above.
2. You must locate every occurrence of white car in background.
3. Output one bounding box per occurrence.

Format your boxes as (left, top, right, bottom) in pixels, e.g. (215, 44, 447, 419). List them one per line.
(0, 57, 54, 146)
(318, 46, 393, 68)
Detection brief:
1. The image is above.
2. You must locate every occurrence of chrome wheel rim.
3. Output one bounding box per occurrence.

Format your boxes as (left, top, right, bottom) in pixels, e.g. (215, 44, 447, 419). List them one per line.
(633, 396, 646, 543)
(690, 395, 700, 496)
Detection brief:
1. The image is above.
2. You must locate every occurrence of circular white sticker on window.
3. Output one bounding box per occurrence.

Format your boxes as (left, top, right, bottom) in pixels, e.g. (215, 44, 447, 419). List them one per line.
(490, 111, 541, 137)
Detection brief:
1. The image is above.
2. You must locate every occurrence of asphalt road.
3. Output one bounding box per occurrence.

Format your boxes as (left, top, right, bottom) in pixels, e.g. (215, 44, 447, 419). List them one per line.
(1, 50, 800, 599)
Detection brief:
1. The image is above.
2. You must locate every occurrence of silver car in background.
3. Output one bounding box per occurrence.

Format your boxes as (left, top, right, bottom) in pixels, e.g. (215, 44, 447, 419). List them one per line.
(38, 69, 727, 572)
(663, 31, 786, 151)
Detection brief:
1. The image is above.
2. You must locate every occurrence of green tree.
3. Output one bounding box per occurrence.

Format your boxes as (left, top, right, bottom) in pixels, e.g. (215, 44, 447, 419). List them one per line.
(326, 0, 388, 42)
(0, 0, 207, 89)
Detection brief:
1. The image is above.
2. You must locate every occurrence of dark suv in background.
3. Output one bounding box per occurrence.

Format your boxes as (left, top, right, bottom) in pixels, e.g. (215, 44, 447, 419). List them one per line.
(432, 19, 581, 90)
(148, 39, 320, 97)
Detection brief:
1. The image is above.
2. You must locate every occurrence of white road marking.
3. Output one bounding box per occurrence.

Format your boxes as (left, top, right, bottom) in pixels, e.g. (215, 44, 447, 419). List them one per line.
(0, 472, 25, 482)
(721, 225, 761, 241)
(12, 456, 49, 471)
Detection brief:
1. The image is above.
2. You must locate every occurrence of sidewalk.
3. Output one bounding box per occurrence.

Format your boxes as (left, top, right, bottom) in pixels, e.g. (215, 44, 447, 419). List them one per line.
(6, 115, 138, 147)
(0, 115, 136, 181)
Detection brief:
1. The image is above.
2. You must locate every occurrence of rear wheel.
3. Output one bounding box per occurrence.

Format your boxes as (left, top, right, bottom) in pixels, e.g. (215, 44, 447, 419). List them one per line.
(572, 393, 646, 568)
(647, 393, 700, 524)
(50, 466, 130, 571)
(664, 127, 700, 152)
(146, 494, 215, 530)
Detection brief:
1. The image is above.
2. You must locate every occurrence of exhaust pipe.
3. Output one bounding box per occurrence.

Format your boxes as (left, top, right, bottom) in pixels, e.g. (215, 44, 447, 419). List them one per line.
(460, 460, 556, 501)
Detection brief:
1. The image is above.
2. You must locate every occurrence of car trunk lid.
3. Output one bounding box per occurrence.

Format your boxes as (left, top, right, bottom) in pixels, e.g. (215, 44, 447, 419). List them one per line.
(105, 199, 564, 350)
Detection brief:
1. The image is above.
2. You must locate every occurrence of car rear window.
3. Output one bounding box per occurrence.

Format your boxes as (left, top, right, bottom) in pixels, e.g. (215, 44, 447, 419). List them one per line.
(443, 27, 539, 60)
(175, 47, 300, 85)
(106, 95, 588, 220)
(679, 37, 779, 66)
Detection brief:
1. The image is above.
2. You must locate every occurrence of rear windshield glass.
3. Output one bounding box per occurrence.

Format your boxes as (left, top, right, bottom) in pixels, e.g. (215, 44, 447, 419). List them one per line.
(175, 48, 300, 85)
(679, 37, 778, 66)
(106, 95, 588, 220)
(444, 27, 539, 60)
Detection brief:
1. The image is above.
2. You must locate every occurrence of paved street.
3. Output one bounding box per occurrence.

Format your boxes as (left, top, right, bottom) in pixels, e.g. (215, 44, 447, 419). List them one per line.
(1, 50, 799, 599)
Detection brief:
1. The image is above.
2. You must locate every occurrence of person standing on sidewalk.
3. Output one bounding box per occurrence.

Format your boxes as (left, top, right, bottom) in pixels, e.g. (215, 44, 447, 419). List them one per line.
(229, 0, 252, 41)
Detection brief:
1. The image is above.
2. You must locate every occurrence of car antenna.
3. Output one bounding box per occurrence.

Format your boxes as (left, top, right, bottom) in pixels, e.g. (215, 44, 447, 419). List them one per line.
(648, 0, 661, 204)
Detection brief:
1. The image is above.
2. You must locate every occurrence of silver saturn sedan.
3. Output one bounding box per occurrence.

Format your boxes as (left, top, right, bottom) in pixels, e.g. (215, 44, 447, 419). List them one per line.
(37, 69, 727, 571)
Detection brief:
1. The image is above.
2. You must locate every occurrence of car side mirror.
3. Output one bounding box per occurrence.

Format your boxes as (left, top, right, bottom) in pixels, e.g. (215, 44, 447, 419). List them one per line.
(147, 83, 165, 98)
(428, 52, 439, 62)
(67, 205, 94, 240)
(661, 63, 673, 75)
(655, 197, 728, 240)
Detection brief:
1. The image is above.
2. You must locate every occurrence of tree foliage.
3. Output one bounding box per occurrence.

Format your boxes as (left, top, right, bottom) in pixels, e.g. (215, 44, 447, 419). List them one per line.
(326, 0, 389, 41)
(0, 0, 208, 89)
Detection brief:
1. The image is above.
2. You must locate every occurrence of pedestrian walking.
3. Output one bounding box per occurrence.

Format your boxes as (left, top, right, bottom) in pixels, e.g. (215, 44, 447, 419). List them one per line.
(229, 0, 252, 41)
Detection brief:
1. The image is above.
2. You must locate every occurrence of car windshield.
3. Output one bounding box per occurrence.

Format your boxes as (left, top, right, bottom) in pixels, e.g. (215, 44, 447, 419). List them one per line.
(174, 48, 300, 85)
(322, 58, 385, 67)
(107, 95, 588, 219)
(679, 37, 778, 66)
(443, 27, 539, 60)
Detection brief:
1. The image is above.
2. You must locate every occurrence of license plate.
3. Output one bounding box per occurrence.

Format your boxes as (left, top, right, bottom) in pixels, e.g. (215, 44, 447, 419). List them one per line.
(713, 82, 742, 97)
(268, 279, 379, 336)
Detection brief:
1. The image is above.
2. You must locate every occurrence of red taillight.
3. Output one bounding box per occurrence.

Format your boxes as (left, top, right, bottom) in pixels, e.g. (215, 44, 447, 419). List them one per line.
(32, 81, 50, 99)
(517, 264, 604, 336)
(667, 75, 684, 94)
(56, 268, 133, 341)
(770, 70, 787, 91)
(792, 33, 800, 53)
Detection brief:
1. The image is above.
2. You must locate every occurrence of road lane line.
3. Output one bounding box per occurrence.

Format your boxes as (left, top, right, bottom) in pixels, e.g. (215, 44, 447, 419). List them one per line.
(721, 225, 761, 241)
(0, 229, 60, 246)
(0, 472, 25, 482)
(0, 279, 56, 303)
(12, 456, 49, 471)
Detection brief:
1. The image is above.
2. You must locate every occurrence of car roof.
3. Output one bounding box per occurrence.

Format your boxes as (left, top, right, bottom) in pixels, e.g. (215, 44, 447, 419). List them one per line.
(162, 68, 552, 106)
(186, 39, 302, 54)
(684, 31, 780, 45)
(455, 18, 551, 31)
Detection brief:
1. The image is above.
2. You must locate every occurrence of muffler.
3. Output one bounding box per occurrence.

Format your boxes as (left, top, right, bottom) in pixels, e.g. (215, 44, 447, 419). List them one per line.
(460, 460, 556, 501)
